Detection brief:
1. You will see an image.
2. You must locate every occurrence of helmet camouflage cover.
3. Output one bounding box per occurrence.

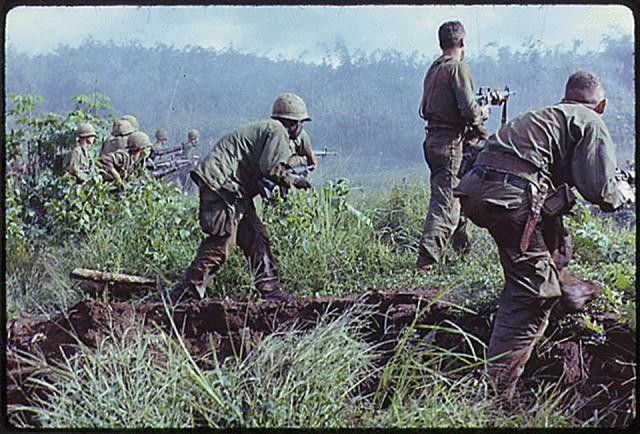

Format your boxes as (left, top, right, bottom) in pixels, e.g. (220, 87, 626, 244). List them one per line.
(127, 131, 152, 151)
(76, 122, 97, 138)
(271, 93, 311, 122)
(187, 129, 200, 141)
(120, 114, 139, 131)
(114, 119, 135, 136)
(156, 128, 169, 140)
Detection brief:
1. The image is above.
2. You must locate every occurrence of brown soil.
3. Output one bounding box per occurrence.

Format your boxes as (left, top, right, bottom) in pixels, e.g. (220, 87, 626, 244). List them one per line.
(6, 288, 636, 427)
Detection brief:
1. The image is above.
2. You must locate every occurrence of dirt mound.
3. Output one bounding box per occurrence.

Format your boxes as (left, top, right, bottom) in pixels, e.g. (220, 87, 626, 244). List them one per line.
(6, 288, 636, 426)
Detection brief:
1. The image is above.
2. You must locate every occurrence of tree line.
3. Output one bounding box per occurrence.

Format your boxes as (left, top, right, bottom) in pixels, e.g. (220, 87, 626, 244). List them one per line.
(5, 33, 634, 173)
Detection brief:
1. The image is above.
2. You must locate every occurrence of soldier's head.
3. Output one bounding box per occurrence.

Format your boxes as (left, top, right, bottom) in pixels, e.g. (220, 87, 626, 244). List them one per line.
(127, 131, 152, 160)
(120, 114, 139, 131)
(114, 119, 136, 137)
(187, 129, 200, 144)
(271, 93, 311, 140)
(438, 21, 466, 58)
(76, 122, 97, 146)
(563, 70, 607, 114)
(155, 128, 169, 145)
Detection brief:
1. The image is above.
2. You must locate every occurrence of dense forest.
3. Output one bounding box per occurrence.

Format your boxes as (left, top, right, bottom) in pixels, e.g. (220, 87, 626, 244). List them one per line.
(5, 33, 635, 179)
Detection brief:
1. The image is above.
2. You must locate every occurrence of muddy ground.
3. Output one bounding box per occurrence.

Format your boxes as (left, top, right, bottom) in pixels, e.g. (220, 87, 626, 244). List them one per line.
(6, 288, 636, 427)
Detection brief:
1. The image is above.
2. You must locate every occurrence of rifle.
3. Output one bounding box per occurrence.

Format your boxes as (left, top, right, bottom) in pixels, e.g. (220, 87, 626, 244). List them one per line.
(315, 147, 338, 158)
(258, 164, 315, 200)
(149, 158, 195, 180)
(152, 142, 197, 159)
(476, 86, 517, 125)
(459, 86, 517, 178)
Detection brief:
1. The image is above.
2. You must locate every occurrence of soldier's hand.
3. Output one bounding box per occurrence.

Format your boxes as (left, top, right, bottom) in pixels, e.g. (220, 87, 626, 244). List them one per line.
(481, 106, 490, 120)
(293, 176, 312, 190)
(616, 179, 635, 205)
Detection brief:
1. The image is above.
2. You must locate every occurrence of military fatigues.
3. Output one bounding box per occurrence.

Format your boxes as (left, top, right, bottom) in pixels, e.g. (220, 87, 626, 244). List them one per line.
(100, 135, 129, 156)
(288, 130, 318, 168)
(99, 149, 142, 183)
(417, 54, 485, 265)
(454, 101, 627, 398)
(66, 145, 93, 182)
(183, 119, 300, 297)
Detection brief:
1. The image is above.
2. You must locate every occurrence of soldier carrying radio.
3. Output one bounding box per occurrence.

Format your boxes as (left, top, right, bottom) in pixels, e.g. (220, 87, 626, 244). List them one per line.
(416, 20, 490, 271)
(454, 70, 635, 401)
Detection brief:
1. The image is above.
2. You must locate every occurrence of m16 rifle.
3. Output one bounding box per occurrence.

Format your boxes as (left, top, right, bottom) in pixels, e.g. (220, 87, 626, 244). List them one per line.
(315, 147, 338, 158)
(148, 157, 196, 180)
(459, 86, 517, 178)
(152, 142, 198, 160)
(258, 164, 315, 200)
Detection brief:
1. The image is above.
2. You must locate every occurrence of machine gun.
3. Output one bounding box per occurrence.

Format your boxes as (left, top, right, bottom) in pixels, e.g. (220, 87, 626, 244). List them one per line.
(152, 142, 197, 160)
(459, 86, 517, 178)
(476, 86, 517, 125)
(258, 164, 315, 200)
(315, 147, 338, 158)
(148, 157, 195, 180)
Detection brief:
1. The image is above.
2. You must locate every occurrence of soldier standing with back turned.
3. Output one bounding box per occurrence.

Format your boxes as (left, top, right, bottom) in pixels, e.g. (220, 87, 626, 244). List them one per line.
(416, 20, 489, 271)
(454, 70, 635, 400)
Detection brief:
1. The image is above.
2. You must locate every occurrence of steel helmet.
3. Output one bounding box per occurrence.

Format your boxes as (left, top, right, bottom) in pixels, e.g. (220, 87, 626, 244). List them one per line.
(76, 122, 97, 138)
(155, 128, 169, 141)
(187, 129, 200, 141)
(114, 119, 135, 136)
(271, 93, 311, 122)
(120, 114, 139, 131)
(127, 131, 152, 151)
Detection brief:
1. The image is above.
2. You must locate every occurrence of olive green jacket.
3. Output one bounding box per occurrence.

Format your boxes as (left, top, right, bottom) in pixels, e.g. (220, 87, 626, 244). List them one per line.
(100, 135, 128, 156)
(99, 149, 138, 183)
(465, 102, 626, 211)
(288, 130, 318, 167)
(66, 145, 93, 182)
(191, 119, 298, 199)
(419, 54, 485, 128)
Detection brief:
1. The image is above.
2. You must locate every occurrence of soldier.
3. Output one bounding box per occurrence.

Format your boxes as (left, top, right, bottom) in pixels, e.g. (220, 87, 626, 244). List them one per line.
(99, 131, 152, 187)
(120, 114, 139, 131)
(100, 118, 137, 156)
(153, 128, 169, 155)
(416, 20, 489, 271)
(454, 70, 634, 400)
(169, 93, 313, 304)
(66, 122, 97, 182)
(181, 129, 200, 159)
(288, 129, 318, 168)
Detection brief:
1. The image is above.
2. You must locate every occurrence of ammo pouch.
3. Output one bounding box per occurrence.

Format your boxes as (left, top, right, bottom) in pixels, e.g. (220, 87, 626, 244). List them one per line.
(542, 183, 576, 217)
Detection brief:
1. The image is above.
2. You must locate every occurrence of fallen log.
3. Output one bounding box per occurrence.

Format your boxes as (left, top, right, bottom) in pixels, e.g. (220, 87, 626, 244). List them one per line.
(70, 268, 156, 285)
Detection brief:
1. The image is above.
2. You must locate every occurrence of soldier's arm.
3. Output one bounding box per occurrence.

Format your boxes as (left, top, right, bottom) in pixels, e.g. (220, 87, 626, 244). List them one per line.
(259, 125, 298, 188)
(99, 153, 125, 186)
(450, 62, 485, 126)
(571, 120, 630, 211)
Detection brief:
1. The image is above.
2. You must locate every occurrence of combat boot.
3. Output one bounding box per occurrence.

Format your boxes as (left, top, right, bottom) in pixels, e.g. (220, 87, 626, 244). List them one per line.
(167, 281, 203, 306)
(416, 254, 436, 271)
(257, 278, 295, 303)
(559, 269, 602, 313)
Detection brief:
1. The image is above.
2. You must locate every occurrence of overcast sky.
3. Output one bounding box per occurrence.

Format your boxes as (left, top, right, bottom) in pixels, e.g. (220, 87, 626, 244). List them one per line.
(5, 4, 635, 63)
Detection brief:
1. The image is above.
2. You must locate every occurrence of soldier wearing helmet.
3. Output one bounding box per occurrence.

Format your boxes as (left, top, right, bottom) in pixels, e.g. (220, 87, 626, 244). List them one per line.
(99, 131, 152, 187)
(180, 129, 200, 159)
(153, 128, 169, 155)
(416, 20, 489, 271)
(100, 116, 138, 156)
(169, 92, 313, 305)
(66, 122, 97, 182)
